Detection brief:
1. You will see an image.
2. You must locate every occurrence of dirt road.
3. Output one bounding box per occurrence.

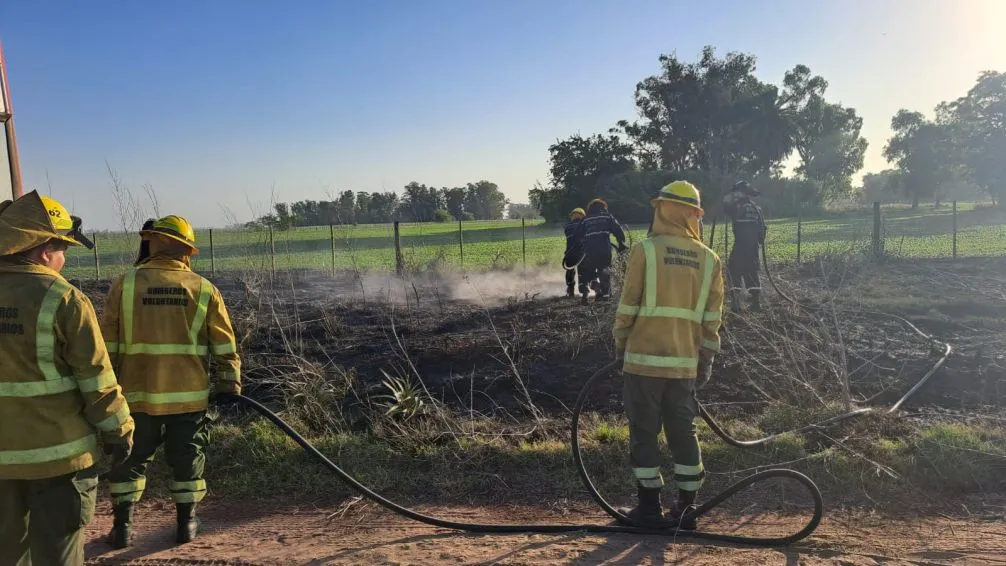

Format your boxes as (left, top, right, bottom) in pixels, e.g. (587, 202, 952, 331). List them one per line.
(83, 500, 1006, 565)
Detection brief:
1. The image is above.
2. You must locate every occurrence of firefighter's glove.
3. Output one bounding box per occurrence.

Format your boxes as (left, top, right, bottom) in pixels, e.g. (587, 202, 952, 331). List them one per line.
(103, 438, 132, 469)
(696, 354, 715, 390)
(617, 243, 629, 253)
(212, 391, 241, 405)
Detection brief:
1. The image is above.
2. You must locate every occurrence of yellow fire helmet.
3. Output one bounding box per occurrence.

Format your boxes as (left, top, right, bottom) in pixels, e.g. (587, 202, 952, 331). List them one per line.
(652, 180, 704, 214)
(0, 190, 94, 255)
(140, 214, 199, 254)
(568, 207, 585, 220)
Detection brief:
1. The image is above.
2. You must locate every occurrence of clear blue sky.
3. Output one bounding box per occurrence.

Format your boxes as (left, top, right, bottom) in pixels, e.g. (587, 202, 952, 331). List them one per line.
(2, 0, 1003, 229)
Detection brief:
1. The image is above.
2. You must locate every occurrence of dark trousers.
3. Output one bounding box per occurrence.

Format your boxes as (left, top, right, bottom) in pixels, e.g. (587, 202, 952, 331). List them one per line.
(578, 254, 612, 296)
(565, 266, 578, 293)
(107, 412, 211, 506)
(0, 467, 98, 566)
(622, 374, 704, 492)
(727, 241, 761, 294)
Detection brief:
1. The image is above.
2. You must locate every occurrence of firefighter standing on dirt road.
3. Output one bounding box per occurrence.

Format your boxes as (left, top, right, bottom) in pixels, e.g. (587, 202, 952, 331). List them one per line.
(613, 180, 725, 529)
(722, 180, 767, 312)
(563, 207, 586, 297)
(103, 215, 242, 548)
(0, 191, 135, 566)
(574, 199, 627, 303)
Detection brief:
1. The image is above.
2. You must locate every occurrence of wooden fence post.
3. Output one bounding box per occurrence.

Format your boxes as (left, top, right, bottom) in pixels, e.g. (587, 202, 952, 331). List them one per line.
(872, 202, 882, 259)
(796, 206, 802, 264)
(458, 219, 464, 267)
(330, 224, 337, 276)
(268, 226, 276, 278)
(521, 218, 527, 269)
(92, 233, 100, 279)
(952, 200, 958, 259)
(394, 221, 404, 276)
(209, 229, 216, 277)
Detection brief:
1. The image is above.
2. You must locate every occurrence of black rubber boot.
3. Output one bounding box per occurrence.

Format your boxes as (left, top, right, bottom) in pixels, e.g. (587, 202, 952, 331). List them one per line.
(176, 503, 200, 544)
(566, 286, 575, 298)
(666, 490, 698, 530)
(107, 503, 134, 549)
(580, 292, 589, 305)
(616, 486, 664, 526)
(750, 291, 762, 311)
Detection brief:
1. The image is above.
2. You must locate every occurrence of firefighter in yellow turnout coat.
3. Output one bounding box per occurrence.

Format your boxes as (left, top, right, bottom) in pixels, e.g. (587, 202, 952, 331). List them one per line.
(103, 216, 241, 548)
(0, 191, 134, 566)
(613, 181, 724, 529)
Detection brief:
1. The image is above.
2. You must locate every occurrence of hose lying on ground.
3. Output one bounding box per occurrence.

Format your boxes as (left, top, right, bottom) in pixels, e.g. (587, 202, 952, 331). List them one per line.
(237, 392, 824, 546)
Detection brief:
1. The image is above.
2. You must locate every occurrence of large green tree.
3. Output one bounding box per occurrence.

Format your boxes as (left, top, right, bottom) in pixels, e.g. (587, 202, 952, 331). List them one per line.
(782, 65, 868, 202)
(531, 134, 636, 221)
(615, 47, 792, 176)
(883, 110, 960, 208)
(939, 71, 1006, 204)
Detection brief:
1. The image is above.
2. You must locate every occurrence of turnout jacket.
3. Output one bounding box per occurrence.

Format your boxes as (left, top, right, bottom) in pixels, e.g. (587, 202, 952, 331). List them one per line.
(101, 256, 241, 416)
(0, 257, 134, 480)
(575, 211, 626, 259)
(564, 219, 584, 260)
(722, 193, 766, 246)
(614, 210, 725, 379)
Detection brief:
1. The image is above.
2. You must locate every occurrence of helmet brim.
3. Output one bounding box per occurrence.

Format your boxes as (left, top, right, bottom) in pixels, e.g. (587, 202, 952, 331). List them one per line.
(140, 229, 200, 255)
(651, 197, 704, 215)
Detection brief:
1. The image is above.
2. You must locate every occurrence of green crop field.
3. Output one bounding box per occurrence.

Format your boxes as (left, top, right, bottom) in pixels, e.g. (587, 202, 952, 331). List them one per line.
(61, 203, 1006, 280)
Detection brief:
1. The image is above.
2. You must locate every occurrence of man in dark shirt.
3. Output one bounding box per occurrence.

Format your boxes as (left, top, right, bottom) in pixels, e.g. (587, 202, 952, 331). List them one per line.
(574, 199, 626, 303)
(721, 180, 767, 311)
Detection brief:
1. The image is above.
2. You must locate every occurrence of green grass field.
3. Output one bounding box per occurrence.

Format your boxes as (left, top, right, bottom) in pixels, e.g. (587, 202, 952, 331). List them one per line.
(61, 203, 1006, 279)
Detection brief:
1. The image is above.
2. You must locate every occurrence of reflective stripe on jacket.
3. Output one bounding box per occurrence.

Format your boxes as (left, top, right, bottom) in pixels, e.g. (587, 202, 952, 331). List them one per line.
(614, 235, 725, 379)
(0, 259, 133, 480)
(102, 257, 241, 415)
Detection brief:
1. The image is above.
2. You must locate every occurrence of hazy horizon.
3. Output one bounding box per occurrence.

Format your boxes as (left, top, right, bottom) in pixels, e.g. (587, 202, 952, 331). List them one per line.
(2, 0, 1004, 229)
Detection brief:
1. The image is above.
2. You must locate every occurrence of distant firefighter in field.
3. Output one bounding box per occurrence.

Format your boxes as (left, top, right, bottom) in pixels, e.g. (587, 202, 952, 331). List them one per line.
(721, 180, 767, 312)
(574, 199, 627, 303)
(563, 207, 586, 297)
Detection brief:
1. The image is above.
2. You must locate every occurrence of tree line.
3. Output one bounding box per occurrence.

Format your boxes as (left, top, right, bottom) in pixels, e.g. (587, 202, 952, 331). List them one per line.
(248, 180, 513, 228)
(532, 46, 1005, 223)
(878, 71, 1006, 208)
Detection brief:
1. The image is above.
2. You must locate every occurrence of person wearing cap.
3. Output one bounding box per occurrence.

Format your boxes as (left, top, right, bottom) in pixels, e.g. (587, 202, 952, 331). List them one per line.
(102, 215, 241, 548)
(573, 198, 627, 303)
(0, 190, 134, 565)
(562, 207, 586, 297)
(612, 180, 724, 529)
(722, 180, 767, 311)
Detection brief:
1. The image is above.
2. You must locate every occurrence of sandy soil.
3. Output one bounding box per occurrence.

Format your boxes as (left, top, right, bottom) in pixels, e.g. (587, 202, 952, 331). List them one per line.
(83, 499, 1006, 565)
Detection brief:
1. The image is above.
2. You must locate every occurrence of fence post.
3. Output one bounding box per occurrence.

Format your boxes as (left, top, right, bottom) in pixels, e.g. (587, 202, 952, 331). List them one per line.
(952, 200, 958, 259)
(458, 219, 464, 268)
(393, 221, 403, 276)
(268, 226, 276, 278)
(872, 202, 882, 259)
(724, 221, 730, 258)
(330, 224, 337, 276)
(209, 229, 216, 277)
(521, 217, 527, 270)
(92, 233, 100, 279)
(796, 205, 802, 264)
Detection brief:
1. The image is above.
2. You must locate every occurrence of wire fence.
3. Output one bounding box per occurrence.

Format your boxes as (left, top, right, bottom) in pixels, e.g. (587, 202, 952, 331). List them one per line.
(62, 202, 1006, 280)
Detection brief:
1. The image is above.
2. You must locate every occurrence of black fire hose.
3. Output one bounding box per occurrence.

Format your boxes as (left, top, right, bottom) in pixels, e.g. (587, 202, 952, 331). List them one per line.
(236, 382, 825, 546)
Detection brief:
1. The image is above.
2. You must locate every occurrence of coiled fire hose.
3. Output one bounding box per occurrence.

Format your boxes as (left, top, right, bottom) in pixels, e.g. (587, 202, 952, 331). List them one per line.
(235, 368, 825, 547)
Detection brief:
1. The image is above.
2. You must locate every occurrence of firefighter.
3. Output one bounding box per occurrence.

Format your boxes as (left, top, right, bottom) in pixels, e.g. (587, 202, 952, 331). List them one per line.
(613, 180, 724, 529)
(103, 215, 242, 548)
(563, 207, 586, 297)
(574, 198, 626, 303)
(0, 191, 134, 566)
(722, 180, 767, 312)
